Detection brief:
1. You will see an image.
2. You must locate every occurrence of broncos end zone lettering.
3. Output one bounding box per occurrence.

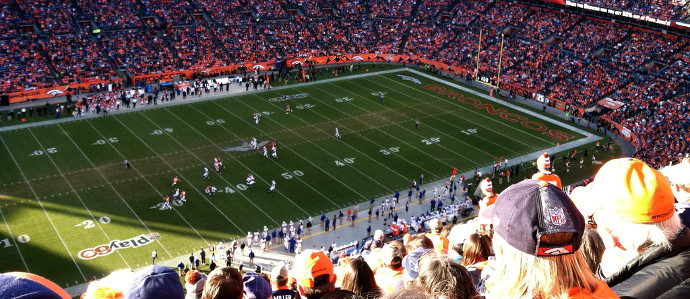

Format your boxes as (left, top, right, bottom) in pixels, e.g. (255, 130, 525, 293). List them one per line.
(424, 85, 574, 141)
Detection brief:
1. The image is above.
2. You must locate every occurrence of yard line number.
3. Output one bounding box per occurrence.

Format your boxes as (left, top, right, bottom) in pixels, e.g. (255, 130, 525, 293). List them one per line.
(150, 128, 174, 135)
(461, 129, 477, 135)
(2, 235, 30, 247)
(29, 147, 57, 156)
(335, 97, 354, 103)
(92, 137, 119, 145)
(380, 147, 400, 155)
(335, 158, 356, 166)
(74, 216, 111, 229)
(206, 119, 226, 125)
(421, 137, 441, 145)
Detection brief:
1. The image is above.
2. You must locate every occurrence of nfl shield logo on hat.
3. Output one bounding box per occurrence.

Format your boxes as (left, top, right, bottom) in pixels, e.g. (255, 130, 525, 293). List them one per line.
(549, 207, 566, 226)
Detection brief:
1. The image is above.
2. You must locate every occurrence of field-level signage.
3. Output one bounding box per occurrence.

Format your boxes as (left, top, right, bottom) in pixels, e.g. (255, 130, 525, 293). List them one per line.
(77, 233, 161, 260)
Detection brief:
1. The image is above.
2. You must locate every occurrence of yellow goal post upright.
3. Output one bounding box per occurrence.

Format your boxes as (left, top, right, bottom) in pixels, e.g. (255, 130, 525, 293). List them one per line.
(475, 31, 505, 91)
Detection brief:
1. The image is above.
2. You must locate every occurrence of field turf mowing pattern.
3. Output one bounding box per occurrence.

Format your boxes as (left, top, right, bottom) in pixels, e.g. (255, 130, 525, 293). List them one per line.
(0, 68, 593, 287)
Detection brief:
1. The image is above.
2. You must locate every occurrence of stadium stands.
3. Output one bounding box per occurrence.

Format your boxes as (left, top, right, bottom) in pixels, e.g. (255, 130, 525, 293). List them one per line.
(0, 0, 688, 165)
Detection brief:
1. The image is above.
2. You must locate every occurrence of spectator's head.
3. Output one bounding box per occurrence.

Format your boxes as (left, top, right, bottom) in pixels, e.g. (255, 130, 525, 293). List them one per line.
(428, 218, 443, 234)
(574, 158, 684, 273)
(537, 152, 550, 173)
(460, 233, 492, 267)
(373, 230, 385, 247)
(270, 264, 289, 288)
(405, 234, 433, 253)
(401, 247, 431, 283)
(414, 253, 478, 299)
(661, 157, 690, 202)
(126, 265, 184, 299)
(293, 250, 337, 299)
(320, 289, 363, 299)
(243, 272, 272, 299)
(0, 272, 70, 299)
(203, 267, 243, 299)
(480, 178, 493, 196)
(487, 179, 599, 298)
(338, 257, 382, 298)
(382, 285, 428, 299)
(185, 269, 207, 299)
(380, 242, 403, 269)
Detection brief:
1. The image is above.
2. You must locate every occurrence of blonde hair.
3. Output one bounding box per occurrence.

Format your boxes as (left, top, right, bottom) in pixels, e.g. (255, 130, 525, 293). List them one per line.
(486, 235, 599, 299)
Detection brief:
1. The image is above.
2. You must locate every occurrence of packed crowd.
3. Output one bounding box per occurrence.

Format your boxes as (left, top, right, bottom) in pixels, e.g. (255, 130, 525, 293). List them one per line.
(581, 0, 690, 21)
(7, 156, 690, 299)
(1, 0, 689, 165)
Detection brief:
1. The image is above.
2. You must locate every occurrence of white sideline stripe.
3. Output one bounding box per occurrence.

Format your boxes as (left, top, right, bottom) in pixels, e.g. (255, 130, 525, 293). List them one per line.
(161, 106, 303, 221)
(352, 77, 527, 155)
(59, 123, 172, 258)
(233, 97, 388, 199)
(0, 207, 30, 272)
(0, 134, 88, 282)
(27, 128, 132, 268)
(292, 84, 452, 170)
(185, 104, 314, 216)
(109, 115, 217, 241)
(136, 111, 267, 228)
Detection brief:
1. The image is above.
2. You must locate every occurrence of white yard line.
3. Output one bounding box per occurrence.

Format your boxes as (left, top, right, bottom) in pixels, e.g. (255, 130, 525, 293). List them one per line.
(280, 85, 454, 170)
(109, 115, 236, 237)
(135, 111, 278, 228)
(370, 76, 554, 148)
(0, 134, 88, 282)
(58, 123, 173, 258)
(27, 128, 132, 269)
(0, 207, 30, 272)
(346, 78, 524, 156)
(184, 104, 316, 215)
(158, 106, 308, 219)
(230, 98, 393, 197)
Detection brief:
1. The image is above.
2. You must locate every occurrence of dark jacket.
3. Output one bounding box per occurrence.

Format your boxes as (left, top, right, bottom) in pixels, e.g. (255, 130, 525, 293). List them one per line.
(606, 226, 690, 298)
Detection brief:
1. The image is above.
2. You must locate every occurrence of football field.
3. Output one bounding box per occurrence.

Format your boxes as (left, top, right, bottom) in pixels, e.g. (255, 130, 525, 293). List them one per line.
(0, 68, 599, 287)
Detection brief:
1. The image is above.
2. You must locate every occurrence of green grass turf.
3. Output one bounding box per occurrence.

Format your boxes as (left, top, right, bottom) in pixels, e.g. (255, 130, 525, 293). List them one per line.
(0, 67, 617, 287)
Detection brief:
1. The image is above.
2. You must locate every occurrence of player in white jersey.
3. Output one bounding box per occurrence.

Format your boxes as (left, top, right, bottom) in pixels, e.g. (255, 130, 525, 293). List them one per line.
(263, 146, 268, 158)
(163, 195, 171, 210)
(247, 232, 253, 248)
(271, 145, 278, 158)
(269, 180, 276, 192)
(172, 188, 180, 199)
(253, 231, 259, 243)
(203, 167, 209, 180)
(335, 127, 341, 138)
(254, 113, 260, 125)
(246, 173, 255, 187)
(250, 137, 257, 149)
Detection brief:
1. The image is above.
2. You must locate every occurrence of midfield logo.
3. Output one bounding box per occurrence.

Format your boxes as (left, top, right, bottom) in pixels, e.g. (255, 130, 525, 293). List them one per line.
(78, 233, 161, 260)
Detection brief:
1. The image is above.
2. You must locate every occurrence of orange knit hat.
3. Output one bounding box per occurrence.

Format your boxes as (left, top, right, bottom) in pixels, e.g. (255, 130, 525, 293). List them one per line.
(591, 158, 674, 223)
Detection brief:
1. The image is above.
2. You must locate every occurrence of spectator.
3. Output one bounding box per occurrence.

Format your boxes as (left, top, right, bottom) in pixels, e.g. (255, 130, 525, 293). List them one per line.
(293, 250, 337, 299)
(271, 264, 298, 299)
(0, 272, 70, 299)
(203, 267, 244, 299)
(414, 253, 479, 299)
(381, 285, 427, 299)
(185, 270, 207, 299)
(243, 272, 272, 299)
(487, 180, 616, 297)
(460, 233, 493, 285)
(373, 242, 404, 295)
(572, 158, 690, 298)
(339, 257, 384, 298)
(425, 218, 448, 254)
(661, 157, 690, 226)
